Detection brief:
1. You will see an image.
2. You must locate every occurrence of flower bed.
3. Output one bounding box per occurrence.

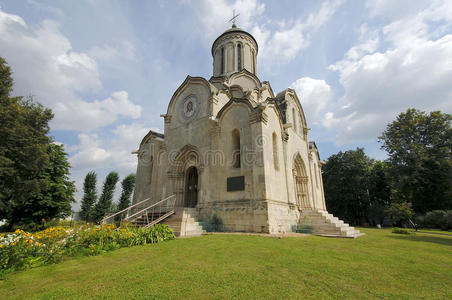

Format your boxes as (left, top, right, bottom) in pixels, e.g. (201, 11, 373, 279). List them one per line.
(0, 224, 175, 275)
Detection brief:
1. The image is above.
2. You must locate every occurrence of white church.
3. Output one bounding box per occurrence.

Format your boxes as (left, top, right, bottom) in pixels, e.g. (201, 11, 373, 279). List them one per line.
(129, 24, 361, 238)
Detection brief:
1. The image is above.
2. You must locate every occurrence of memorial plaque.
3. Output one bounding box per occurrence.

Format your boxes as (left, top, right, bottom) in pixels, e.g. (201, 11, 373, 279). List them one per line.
(227, 176, 245, 191)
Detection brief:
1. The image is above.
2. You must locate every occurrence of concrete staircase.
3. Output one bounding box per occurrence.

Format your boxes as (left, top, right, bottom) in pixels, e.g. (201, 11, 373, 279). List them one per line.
(300, 210, 364, 238)
(162, 208, 205, 237)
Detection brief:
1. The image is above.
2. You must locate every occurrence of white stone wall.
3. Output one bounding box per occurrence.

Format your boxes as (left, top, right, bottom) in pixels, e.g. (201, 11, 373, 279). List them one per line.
(132, 27, 328, 233)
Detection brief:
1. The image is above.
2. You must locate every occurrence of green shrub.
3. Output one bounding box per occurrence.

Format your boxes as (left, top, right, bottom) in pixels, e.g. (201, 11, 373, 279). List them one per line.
(0, 224, 175, 275)
(386, 202, 414, 227)
(392, 227, 410, 234)
(419, 210, 452, 230)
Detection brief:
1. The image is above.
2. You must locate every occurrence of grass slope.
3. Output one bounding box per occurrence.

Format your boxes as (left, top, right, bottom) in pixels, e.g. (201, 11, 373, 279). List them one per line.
(1, 228, 451, 299)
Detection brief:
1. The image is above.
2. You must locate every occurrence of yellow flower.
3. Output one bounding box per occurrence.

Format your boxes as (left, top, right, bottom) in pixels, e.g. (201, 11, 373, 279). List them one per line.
(0, 244, 3, 248)
(11, 241, 17, 246)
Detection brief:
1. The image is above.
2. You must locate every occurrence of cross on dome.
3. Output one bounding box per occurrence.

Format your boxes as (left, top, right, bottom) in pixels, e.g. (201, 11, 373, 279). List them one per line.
(228, 9, 240, 28)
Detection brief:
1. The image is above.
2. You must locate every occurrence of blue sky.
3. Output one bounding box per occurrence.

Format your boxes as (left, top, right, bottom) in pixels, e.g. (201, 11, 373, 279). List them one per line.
(1, 0, 451, 208)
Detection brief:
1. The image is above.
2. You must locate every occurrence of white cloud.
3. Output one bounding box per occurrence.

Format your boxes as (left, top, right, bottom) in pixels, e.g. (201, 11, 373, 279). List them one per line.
(0, 9, 141, 132)
(199, 0, 265, 40)
(326, 1, 452, 144)
(252, 0, 345, 73)
(290, 77, 333, 124)
(110, 123, 151, 171)
(27, 0, 65, 18)
(53, 91, 142, 131)
(68, 122, 156, 208)
(69, 133, 111, 169)
(88, 40, 138, 62)
(198, 0, 344, 73)
(366, 0, 431, 20)
(69, 122, 153, 173)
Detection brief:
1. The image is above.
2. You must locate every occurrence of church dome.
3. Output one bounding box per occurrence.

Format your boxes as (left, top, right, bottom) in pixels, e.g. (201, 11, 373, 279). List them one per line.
(211, 25, 258, 77)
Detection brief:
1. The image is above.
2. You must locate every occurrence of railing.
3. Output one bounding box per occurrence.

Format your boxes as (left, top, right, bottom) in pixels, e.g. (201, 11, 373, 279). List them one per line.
(101, 195, 176, 228)
(125, 195, 176, 228)
(101, 197, 154, 225)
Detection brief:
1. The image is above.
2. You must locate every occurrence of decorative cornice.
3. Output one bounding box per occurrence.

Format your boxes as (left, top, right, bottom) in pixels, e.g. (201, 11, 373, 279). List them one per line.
(249, 107, 268, 124)
(212, 30, 258, 55)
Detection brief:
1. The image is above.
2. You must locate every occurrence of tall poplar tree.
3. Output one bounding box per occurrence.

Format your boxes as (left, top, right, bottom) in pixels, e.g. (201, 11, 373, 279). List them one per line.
(115, 174, 136, 222)
(118, 174, 136, 211)
(93, 172, 119, 222)
(80, 171, 97, 222)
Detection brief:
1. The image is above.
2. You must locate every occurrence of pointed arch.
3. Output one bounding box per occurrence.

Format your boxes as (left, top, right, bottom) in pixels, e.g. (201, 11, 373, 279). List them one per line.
(227, 70, 262, 91)
(169, 144, 202, 207)
(166, 76, 216, 115)
(172, 144, 201, 173)
(293, 153, 310, 209)
(286, 89, 307, 129)
(215, 98, 253, 121)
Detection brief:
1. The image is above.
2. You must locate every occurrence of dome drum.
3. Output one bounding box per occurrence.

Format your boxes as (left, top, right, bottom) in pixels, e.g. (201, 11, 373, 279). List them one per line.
(212, 27, 258, 77)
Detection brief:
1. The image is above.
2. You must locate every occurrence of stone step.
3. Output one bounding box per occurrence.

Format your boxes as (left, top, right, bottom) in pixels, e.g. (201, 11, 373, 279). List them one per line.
(302, 220, 347, 228)
(161, 209, 204, 237)
(299, 210, 362, 238)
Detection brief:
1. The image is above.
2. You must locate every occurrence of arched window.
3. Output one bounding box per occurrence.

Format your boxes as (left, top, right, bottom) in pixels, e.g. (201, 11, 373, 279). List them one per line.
(237, 44, 242, 71)
(272, 132, 279, 170)
(232, 129, 241, 168)
(251, 50, 255, 73)
(221, 47, 225, 74)
(292, 108, 297, 134)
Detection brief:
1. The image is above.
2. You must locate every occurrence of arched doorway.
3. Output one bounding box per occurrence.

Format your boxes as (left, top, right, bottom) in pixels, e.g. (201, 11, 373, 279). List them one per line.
(293, 154, 310, 209)
(184, 167, 198, 208)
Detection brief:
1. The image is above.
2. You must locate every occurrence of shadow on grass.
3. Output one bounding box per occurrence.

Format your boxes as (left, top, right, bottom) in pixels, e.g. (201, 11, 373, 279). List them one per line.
(388, 234, 452, 247)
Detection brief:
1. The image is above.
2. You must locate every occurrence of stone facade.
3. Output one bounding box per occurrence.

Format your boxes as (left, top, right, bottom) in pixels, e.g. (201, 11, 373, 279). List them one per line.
(132, 25, 349, 235)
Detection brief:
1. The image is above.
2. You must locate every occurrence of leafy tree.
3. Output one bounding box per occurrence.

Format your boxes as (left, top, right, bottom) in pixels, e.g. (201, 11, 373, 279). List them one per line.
(322, 148, 372, 225)
(0, 57, 75, 230)
(115, 174, 136, 222)
(323, 148, 392, 225)
(93, 172, 119, 222)
(379, 109, 452, 213)
(80, 171, 97, 222)
(0, 57, 13, 99)
(366, 161, 391, 225)
(385, 202, 414, 227)
(35, 143, 75, 222)
(118, 174, 136, 212)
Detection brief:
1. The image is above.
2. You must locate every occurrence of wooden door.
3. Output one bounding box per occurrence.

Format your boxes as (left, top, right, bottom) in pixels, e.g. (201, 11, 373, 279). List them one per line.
(184, 167, 198, 208)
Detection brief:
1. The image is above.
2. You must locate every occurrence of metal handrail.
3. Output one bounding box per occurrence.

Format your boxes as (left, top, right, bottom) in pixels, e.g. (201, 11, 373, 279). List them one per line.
(101, 197, 152, 224)
(125, 195, 175, 222)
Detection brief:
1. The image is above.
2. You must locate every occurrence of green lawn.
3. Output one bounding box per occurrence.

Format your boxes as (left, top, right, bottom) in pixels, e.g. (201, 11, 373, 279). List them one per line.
(1, 228, 451, 299)
(414, 228, 452, 236)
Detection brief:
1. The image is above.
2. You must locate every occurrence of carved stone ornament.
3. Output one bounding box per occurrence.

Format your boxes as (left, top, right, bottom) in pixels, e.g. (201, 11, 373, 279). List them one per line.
(179, 95, 200, 123)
